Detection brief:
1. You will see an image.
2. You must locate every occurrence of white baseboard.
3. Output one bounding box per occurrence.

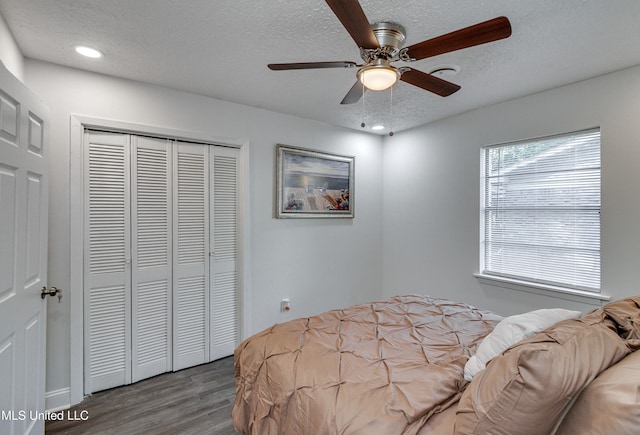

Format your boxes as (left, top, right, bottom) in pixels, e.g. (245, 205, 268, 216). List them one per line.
(45, 387, 71, 412)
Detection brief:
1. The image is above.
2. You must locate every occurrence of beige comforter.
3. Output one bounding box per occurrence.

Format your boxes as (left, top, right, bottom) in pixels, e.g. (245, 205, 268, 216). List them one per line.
(232, 295, 501, 434)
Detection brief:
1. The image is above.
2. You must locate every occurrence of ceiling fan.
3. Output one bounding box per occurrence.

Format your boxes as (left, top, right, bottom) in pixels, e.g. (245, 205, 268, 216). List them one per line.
(268, 0, 512, 104)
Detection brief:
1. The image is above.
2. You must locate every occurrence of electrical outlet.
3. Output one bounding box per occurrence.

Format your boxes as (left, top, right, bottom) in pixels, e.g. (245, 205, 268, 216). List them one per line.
(280, 298, 291, 312)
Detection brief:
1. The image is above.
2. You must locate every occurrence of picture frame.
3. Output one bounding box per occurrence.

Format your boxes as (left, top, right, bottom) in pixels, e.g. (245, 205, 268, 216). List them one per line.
(276, 144, 354, 219)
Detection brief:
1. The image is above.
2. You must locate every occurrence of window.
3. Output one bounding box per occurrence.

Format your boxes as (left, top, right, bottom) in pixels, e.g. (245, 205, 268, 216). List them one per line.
(480, 128, 601, 292)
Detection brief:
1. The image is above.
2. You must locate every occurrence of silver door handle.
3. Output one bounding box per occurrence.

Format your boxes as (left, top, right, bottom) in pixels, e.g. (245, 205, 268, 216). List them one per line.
(41, 286, 62, 302)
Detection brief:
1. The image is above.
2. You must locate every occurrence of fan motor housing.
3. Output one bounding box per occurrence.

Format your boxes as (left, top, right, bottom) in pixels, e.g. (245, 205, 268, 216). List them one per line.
(371, 22, 406, 51)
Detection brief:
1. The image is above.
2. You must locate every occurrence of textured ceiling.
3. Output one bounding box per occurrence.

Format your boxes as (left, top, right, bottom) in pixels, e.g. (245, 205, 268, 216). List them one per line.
(1, 0, 640, 134)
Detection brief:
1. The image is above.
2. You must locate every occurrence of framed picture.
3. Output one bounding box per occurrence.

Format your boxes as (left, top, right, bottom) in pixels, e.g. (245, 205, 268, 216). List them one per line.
(276, 144, 354, 218)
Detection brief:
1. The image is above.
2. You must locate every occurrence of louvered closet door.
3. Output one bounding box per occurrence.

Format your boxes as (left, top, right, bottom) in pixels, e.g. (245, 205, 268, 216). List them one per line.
(173, 142, 210, 371)
(84, 131, 132, 393)
(84, 133, 239, 392)
(210, 146, 239, 360)
(131, 136, 172, 382)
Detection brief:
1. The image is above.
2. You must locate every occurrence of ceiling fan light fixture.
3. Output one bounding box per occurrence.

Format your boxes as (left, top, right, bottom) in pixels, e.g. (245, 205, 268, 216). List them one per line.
(358, 60, 399, 91)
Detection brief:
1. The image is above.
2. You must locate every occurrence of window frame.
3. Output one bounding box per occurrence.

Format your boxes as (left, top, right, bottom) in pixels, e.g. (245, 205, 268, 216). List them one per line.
(478, 128, 604, 299)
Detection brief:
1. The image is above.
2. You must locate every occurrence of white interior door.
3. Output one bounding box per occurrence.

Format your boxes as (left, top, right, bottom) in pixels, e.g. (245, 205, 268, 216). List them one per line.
(173, 141, 210, 371)
(210, 146, 239, 360)
(82, 132, 238, 391)
(0, 64, 49, 434)
(83, 131, 131, 394)
(131, 136, 172, 382)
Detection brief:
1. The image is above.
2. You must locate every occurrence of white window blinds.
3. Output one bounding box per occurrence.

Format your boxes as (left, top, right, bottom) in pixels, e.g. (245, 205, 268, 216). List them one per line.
(481, 128, 601, 291)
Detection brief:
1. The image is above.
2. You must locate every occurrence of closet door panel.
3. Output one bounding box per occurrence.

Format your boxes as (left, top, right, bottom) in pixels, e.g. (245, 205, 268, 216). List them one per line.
(210, 146, 239, 360)
(173, 142, 209, 371)
(84, 131, 131, 393)
(131, 136, 172, 382)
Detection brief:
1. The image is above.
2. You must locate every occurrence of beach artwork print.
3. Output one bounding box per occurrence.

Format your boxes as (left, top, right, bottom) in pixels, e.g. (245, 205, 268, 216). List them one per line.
(276, 145, 354, 218)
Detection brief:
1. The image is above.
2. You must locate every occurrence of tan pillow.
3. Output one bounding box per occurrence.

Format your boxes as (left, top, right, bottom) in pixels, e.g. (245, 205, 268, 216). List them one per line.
(454, 312, 631, 435)
(556, 349, 640, 435)
(601, 296, 640, 342)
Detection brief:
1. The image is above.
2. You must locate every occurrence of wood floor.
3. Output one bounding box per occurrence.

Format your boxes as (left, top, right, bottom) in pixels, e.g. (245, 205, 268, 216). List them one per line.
(45, 356, 237, 435)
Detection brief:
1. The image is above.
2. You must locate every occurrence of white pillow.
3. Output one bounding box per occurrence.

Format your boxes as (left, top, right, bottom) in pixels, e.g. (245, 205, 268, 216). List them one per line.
(464, 308, 582, 381)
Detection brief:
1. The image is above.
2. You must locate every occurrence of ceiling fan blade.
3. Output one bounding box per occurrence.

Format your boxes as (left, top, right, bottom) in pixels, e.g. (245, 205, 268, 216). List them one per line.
(400, 68, 461, 97)
(340, 81, 366, 104)
(268, 61, 357, 70)
(325, 0, 379, 49)
(405, 16, 511, 61)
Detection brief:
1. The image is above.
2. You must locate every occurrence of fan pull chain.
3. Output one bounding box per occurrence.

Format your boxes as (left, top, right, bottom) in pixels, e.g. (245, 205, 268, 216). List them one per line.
(360, 80, 366, 128)
(389, 85, 393, 136)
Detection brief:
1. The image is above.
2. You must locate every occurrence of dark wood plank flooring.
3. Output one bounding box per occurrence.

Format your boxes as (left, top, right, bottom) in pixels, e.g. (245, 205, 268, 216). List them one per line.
(45, 356, 237, 435)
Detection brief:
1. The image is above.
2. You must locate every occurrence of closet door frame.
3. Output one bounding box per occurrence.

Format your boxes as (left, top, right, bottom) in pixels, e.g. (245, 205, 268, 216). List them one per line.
(69, 116, 250, 405)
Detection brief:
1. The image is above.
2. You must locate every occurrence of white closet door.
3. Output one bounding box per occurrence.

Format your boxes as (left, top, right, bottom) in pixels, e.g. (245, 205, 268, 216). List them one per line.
(83, 133, 239, 389)
(84, 131, 131, 393)
(173, 141, 210, 371)
(210, 146, 239, 360)
(131, 136, 172, 382)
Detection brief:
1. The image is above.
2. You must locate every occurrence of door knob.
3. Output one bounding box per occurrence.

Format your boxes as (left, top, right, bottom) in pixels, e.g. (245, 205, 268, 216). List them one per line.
(41, 286, 62, 302)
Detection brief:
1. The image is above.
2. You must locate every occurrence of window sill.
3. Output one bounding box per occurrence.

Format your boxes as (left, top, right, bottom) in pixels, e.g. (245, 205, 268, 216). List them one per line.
(474, 273, 611, 304)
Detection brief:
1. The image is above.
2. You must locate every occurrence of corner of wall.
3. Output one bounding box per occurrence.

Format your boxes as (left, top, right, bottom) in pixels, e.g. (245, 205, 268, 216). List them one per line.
(0, 10, 25, 81)
(45, 388, 71, 412)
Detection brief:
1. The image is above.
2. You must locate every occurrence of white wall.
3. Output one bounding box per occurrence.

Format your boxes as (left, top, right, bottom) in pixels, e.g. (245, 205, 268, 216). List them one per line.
(22, 59, 383, 405)
(383, 65, 640, 316)
(0, 12, 23, 80)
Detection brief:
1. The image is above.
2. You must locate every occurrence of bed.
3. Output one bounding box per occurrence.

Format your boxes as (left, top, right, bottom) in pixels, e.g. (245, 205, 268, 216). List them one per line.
(232, 294, 640, 434)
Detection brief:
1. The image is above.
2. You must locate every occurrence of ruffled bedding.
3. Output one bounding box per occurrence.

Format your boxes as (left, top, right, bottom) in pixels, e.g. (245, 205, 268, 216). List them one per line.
(233, 295, 640, 434)
(232, 295, 502, 434)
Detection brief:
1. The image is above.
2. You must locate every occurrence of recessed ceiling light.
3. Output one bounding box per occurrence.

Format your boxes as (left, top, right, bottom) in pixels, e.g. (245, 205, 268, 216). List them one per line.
(372, 125, 385, 131)
(75, 46, 103, 59)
